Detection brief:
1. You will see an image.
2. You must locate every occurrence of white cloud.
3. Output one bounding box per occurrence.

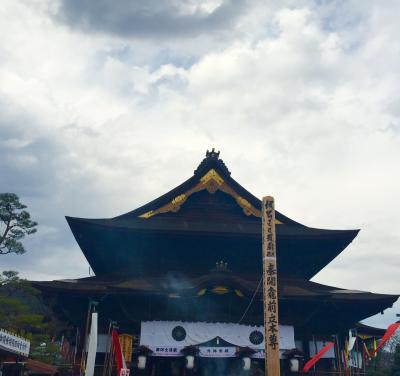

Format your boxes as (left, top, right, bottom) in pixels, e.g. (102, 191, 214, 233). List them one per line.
(0, 0, 399, 327)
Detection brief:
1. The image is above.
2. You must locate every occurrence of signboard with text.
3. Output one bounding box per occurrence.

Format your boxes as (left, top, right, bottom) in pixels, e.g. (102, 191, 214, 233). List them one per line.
(0, 329, 30, 357)
(262, 196, 280, 376)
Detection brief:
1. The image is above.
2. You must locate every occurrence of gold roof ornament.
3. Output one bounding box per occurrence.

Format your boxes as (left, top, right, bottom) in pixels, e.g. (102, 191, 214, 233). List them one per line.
(235, 289, 244, 297)
(139, 168, 283, 222)
(139, 194, 188, 218)
(200, 169, 224, 193)
(212, 286, 230, 295)
(138, 156, 283, 223)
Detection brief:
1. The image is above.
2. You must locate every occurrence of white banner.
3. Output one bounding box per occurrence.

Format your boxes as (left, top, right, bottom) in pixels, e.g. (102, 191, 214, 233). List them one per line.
(148, 346, 288, 359)
(147, 346, 237, 358)
(0, 329, 30, 357)
(198, 348, 287, 359)
(85, 313, 98, 376)
(140, 321, 295, 358)
(348, 352, 363, 368)
(199, 347, 237, 358)
(151, 346, 183, 357)
(348, 330, 356, 352)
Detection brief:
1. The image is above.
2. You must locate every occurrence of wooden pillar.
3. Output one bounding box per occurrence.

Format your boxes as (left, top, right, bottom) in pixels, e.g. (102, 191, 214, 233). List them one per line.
(262, 196, 280, 376)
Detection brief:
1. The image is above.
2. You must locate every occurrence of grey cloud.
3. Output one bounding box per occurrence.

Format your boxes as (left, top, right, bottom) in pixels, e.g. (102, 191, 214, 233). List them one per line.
(0, 103, 64, 198)
(55, 0, 247, 38)
(0, 100, 102, 279)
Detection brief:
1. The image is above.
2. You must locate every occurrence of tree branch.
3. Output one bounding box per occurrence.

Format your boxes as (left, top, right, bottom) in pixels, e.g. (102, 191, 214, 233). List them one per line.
(0, 219, 11, 246)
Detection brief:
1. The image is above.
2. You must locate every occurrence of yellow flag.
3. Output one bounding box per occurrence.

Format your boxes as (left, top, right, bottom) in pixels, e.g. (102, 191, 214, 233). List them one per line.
(344, 339, 349, 361)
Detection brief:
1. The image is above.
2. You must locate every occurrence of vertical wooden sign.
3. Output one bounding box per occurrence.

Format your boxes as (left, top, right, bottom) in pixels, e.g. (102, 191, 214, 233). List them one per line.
(262, 196, 280, 376)
(119, 334, 133, 362)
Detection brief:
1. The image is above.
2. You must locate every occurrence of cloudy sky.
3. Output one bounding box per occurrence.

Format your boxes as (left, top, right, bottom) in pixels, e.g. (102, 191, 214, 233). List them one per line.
(1, 0, 399, 328)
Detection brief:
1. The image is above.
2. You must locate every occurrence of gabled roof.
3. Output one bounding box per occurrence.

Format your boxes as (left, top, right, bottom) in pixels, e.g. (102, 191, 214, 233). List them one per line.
(66, 150, 359, 279)
(116, 148, 299, 224)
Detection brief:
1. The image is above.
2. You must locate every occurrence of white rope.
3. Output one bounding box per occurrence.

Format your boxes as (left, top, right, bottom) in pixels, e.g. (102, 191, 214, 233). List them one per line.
(237, 276, 263, 324)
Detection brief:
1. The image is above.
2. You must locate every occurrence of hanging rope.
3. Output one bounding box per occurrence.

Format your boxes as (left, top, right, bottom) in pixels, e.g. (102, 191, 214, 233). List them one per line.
(237, 276, 263, 324)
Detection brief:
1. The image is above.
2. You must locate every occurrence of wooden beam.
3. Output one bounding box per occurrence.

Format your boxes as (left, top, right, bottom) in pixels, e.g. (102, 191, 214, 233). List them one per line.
(262, 196, 280, 376)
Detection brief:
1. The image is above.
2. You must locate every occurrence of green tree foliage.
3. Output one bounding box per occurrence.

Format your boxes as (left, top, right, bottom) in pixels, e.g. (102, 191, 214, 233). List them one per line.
(392, 345, 400, 376)
(0, 193, 37, 255)
(0, 271, 45, 333)
(30, 341, 65, 365)
(0, 270, 67, 364)
(367, 336, 400, 376)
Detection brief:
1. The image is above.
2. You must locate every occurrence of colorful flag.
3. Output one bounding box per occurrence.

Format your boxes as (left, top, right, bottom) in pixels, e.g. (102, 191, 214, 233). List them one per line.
(112, 329, 127, 375)
(302, 342, 334, 373)
(348, 330, 356, 352)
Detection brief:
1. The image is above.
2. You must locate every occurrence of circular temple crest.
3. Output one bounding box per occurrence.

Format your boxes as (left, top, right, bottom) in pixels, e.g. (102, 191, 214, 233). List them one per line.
(249, 330, 264, 345)
(172, 326, 187, 341)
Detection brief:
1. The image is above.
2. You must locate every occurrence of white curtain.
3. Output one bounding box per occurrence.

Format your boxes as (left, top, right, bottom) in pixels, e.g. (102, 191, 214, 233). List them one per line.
(140, 321, 294, 351)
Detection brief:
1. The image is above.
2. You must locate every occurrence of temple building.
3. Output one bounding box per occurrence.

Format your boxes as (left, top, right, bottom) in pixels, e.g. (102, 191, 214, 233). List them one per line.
(34, 150, 398, 375)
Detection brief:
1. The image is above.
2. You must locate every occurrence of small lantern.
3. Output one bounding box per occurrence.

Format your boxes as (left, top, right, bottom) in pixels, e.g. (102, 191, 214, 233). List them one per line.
(135, 345, 152, 370)
(181, 345, 199, 369)
(282, 348, 305, 373)
(138, 355, 147, 370)
(186, 355, 195, 369)
(235, 346, 255, 371)
(290, 358, 299, 372)
(242, 356, 251, 371)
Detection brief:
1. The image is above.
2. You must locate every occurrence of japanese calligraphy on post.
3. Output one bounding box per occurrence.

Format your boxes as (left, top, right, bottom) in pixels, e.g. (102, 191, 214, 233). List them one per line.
(262, 196, 280, 376)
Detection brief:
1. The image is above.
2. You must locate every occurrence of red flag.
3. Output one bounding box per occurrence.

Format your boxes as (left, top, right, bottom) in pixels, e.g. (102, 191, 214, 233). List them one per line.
(112, 330, 124, 374)
(302, 342, 334, 373)
(372, 323, 400, 355)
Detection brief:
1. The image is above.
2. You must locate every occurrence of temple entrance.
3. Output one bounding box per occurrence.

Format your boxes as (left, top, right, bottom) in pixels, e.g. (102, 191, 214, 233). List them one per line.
(149, 357, 266, 376)
(197, 358, 264, 376)
(199, 358, 233, 375)
(137, 321, 293, 375)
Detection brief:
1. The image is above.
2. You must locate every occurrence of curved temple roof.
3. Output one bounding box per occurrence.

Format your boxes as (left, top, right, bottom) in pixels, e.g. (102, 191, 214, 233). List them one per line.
(34, 273, 398, 333)
(66, 150, 359, 279)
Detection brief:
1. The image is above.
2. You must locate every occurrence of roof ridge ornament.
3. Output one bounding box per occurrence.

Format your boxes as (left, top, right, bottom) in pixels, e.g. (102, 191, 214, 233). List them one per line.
(210, 260, 231, 273)
(206, 148, 220, 159)
(194, 149, 231, 176)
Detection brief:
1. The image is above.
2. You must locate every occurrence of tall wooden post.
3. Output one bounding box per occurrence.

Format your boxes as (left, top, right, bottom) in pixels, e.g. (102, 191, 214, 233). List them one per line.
(262, 196, 280, 376)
